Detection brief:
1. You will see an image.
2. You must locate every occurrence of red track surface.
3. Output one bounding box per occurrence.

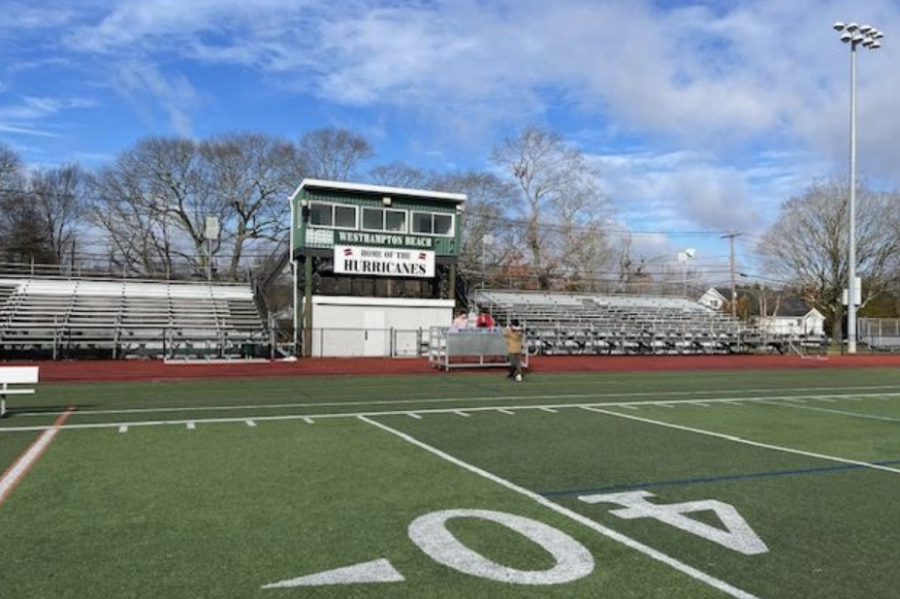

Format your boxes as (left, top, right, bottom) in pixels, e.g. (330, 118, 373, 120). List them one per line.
(4, 354, 900, 384)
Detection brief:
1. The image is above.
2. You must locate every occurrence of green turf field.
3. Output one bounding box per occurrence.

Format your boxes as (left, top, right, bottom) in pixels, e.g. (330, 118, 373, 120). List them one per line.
(2, 367, 900, 598)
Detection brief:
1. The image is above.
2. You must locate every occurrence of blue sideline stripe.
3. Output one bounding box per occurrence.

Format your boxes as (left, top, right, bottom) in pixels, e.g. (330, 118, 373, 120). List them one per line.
(540, 458, 900, 498)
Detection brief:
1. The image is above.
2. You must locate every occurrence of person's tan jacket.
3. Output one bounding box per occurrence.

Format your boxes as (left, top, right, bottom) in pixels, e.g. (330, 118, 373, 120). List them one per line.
(503, 327, 523, 354)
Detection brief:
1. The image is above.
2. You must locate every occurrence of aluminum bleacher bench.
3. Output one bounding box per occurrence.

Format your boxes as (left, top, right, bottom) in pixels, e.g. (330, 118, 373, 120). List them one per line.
(0, 366, 39, 417)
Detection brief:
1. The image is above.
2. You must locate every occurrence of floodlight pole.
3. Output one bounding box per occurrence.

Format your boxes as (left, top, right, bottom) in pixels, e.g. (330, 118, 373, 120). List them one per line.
(834, 21, 884, 353)
(847, 41, 858, 353)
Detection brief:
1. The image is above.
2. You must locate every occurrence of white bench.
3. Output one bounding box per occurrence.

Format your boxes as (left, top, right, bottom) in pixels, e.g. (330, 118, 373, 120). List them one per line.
(0, 366, 39, 418)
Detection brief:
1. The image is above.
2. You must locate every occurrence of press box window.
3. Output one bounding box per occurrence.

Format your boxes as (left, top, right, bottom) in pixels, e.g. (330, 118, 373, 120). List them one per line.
(412, 211, 454, 236)
(309, 203, 357, 229)
(363, 208, 406, 232)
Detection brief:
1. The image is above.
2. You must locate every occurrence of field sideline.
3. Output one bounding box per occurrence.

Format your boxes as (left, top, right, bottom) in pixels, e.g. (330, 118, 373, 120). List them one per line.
(1, 363, 899, 598)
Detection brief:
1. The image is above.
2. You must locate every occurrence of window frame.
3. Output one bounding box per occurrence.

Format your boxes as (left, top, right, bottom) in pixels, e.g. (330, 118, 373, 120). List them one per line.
(308, 202, 358, 231)
(411, 210, 455, 237)
(361, 207, 408, 233)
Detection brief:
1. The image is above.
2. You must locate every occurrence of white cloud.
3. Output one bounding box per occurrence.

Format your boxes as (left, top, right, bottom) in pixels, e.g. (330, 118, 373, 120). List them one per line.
(114, 62, 199, 137)
(0, 96, 95, 137)
(53, 0, 900, 180)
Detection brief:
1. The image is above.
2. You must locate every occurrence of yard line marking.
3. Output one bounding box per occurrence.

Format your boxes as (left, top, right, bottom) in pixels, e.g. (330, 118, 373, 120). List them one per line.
(539, 407, 557, 413)
(0, 407, 75, 511)
(16, 385, 900, 418)
(620, 405, 640, 410)
(454, 411, 471, 417)
(359, 416, 762, 599)
(658, 404, 675, 408)
(408, 413, 423, 420)
(5, 392, 900, 434)
(580, 406, 900, 476)
(118, 425, 128, 434)
(245, 420, 257, 427)
(541, 457, 900, 497)
(186, 422, 196, 430)
(760, 401, 900, 425)
(497, 409, 515, 415)
(817, 398, 836, 403)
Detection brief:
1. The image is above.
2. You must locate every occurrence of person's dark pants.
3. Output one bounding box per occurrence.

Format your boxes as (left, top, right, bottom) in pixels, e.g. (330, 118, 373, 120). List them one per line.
(507, 353, 522, 379)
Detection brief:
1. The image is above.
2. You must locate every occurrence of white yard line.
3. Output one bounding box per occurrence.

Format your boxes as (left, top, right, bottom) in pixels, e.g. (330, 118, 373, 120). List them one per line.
(760, 401, 900, 425)
(245, 420, 257, 427)
(497, 409, 515, 415)
(454, 411, 471, 417)
(358, 415, 762, 599)
(3, 391, 899, 434)
(118, 425, 128, 434)
(580, 406, 900, 476)
(16, 385, 900, 418)
(0, 408, 75, 510)
(408, 413, 423, 420)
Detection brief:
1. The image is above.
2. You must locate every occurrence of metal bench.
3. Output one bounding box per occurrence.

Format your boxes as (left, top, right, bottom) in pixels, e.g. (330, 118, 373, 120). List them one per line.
(0, 366, 39, 417)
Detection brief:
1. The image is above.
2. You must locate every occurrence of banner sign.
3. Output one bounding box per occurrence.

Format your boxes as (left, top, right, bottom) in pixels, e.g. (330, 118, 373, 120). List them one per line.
(336, 230, 434, 249)
(334, 245, 435, 278)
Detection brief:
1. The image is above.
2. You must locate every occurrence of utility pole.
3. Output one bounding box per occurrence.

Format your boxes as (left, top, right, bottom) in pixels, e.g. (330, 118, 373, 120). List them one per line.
(721, 231, 741, 317)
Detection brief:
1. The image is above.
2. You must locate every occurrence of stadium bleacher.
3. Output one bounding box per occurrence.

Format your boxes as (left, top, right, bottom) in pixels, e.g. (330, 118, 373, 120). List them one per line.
(0, 277, 267, 359)
(473, 290, 755, 355)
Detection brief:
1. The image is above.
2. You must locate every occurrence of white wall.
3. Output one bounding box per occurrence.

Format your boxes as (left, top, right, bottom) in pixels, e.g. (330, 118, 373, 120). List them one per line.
(308, 296, 454, 357)
(755, 312, 825, 337)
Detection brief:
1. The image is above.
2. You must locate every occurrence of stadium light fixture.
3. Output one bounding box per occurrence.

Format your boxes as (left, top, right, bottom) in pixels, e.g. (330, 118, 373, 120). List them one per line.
(834, 20, 884, 353)
(677, 249, 696, 298)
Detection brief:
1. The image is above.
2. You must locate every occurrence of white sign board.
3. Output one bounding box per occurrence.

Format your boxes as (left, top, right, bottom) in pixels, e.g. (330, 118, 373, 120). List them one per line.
(334, 245, 435, 278)
(204, 216, 220, 240)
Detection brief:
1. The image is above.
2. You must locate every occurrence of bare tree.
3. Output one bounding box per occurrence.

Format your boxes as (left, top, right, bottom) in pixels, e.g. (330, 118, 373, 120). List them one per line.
(28, 164, 90, 267)
(91, 134, 302, 280)
(296, 128, 373, 181)
(368, 162, 433, 189)
(491, 125, 613, 290)
(0, 143, 21, 189)
(430, 171, 516, 289)
(0, 144, 25, 261)
(200, 133, 300, 279)
(0, 145, 79, 266)
(758, 179, 900, 340)
(91, 137, 220, 278)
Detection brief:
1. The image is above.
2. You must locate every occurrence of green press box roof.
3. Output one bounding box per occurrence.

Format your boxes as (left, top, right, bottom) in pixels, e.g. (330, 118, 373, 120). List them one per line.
(290, 179, 467, 205)
(290, 179, 467, 256)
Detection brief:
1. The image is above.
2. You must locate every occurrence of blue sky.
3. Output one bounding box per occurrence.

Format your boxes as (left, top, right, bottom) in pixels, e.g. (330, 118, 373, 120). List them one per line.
(2, 0, 899, 284)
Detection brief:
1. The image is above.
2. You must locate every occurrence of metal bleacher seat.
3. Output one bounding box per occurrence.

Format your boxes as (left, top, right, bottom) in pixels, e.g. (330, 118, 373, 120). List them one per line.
(0, 277, 267, 359)
(473, 289, 755, 356)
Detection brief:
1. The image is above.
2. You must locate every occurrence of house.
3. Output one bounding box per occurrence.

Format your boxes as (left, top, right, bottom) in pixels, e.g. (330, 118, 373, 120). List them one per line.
(699, 287, 825, 337)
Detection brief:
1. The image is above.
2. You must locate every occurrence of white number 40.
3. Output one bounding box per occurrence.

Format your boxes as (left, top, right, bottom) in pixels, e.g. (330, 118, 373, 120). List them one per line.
(578, 491, 768, 555)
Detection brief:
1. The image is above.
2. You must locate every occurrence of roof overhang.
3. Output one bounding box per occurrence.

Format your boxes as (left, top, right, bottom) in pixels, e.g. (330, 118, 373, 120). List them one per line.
(290, 178, 467, 204)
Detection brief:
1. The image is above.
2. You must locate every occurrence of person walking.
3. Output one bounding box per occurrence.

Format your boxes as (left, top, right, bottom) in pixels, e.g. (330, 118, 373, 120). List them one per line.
(503, 319, 524, 381)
